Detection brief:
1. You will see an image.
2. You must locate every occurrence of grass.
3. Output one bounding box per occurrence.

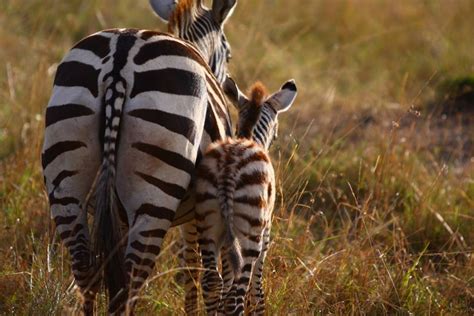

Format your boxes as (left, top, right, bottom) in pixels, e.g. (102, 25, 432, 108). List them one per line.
(1, 0, 473, 314)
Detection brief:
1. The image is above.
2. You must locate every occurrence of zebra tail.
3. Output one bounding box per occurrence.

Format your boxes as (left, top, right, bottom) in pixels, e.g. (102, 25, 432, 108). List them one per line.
(92, 78, 127, 302)
(218, 179, 243, 278)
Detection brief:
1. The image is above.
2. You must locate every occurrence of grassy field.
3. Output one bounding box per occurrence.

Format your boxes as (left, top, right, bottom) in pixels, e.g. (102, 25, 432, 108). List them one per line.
(1, 0, 473, 314)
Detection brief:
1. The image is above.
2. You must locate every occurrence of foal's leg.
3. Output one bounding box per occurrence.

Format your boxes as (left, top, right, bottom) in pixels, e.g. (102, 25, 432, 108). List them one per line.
(180, 220, 201, 315)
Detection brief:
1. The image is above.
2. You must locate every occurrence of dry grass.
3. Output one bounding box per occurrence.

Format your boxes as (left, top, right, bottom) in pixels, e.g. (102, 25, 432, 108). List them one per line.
(1, 0, 473, 314)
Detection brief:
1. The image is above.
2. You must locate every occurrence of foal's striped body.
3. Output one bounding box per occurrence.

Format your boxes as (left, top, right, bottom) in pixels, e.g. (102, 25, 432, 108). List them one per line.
(194, 79, 298, 315)
(196, 138, 274, 315)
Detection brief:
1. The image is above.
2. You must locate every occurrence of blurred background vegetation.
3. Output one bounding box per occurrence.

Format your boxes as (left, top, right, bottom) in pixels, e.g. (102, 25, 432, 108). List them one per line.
(0, 0, 473, 314)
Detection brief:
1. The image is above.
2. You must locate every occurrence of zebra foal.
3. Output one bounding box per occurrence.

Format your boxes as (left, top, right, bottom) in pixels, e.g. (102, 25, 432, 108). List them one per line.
(195, 77, 298, 315)
(41, 0, 236, 314)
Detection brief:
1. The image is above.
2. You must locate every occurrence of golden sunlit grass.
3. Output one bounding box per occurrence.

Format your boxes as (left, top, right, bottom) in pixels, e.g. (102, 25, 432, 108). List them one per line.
(1, 0, 473, 314)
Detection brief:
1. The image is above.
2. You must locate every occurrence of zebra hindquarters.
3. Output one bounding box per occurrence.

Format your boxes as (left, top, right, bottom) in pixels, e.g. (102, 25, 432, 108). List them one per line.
(42, 82, 103, 313)
(113, 68, 208, 312)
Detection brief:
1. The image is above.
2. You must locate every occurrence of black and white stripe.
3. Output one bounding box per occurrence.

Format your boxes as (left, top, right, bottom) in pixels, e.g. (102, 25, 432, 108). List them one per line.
(42, 1, 237, 314)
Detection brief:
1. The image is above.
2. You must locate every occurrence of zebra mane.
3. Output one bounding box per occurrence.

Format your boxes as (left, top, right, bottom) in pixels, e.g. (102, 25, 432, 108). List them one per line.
(238, 82, 268, 139)
(168, 0, 204, 34)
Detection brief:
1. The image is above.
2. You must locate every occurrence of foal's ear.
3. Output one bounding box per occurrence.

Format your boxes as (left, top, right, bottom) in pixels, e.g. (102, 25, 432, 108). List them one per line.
(223, 76, 248, 110)
(268, 79, 298, 113)
(212, 0, 237, 25)
(149, 0, 178, 22)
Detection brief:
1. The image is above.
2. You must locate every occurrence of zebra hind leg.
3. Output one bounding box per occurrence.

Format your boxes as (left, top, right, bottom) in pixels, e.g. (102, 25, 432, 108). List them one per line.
(180, 221, 201, 315)
(218, 246, 235, 314)
(248, 228, 271, 315)
(108, 220, 172, 315)
(225, 240, 262, 315)
(199, 241, 223, 315)
(49, 178, 101, 314)
(108, 193, 183, 314)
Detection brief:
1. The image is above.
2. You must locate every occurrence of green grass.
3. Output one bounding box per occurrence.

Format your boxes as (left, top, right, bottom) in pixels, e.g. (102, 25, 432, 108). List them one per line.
(1, 0, 473, 314)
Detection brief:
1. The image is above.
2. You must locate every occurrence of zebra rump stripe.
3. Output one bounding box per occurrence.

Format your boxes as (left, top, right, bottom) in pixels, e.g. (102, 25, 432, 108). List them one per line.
(42, 141, 87, 170)
(131, 141, 196, 175)
(54, 61, 100, 97)
(128, 108, 197, 144)
(73, 33, 111, 58)
(134, 39, 207, 65)
(45, 104, 94, 127)
(131, 68, 203, 98)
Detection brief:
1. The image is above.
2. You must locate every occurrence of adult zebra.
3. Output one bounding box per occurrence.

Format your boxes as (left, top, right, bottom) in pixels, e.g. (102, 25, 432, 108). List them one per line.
(41, 0, 236, 314)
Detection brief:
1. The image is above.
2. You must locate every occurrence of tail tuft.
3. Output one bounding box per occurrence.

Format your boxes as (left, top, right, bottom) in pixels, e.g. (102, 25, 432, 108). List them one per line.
(92, 162, 127, 301)
(224, 228, 243, 278)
